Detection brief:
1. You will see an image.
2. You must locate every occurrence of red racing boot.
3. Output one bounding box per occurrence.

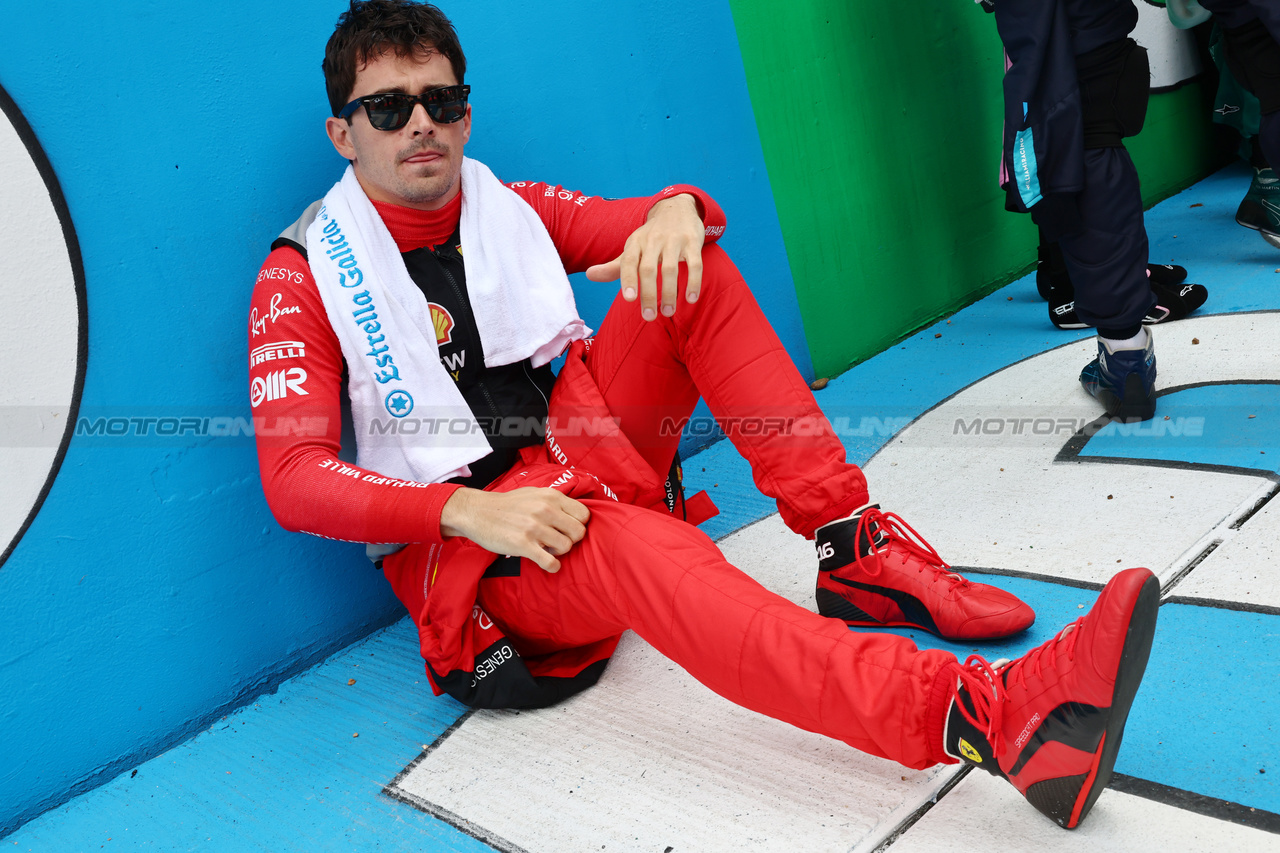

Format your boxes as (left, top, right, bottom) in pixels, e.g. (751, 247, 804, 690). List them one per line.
(814, 505, 1034, 640)
(941, 567, 1161, 828)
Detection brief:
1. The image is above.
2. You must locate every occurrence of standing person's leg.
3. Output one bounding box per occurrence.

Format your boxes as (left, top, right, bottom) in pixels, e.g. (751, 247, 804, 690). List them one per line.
(1057, 147, 1152, 336)
(1216, 0, 1280, 168)
(1058, 32, 1161, 422)
(1205, 0, 1280, 236)
(583, 243, 1034, 641)
(1064, 147, 1160, 422)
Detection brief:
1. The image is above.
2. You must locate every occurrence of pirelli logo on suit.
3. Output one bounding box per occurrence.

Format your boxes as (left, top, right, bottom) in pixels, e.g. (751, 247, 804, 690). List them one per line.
(250, 340, 306, 367)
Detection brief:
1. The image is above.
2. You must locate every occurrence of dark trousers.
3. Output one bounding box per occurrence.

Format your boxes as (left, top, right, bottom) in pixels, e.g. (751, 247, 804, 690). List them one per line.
(995, 1, 1152, 334)
(1057, 146, 1153, 332)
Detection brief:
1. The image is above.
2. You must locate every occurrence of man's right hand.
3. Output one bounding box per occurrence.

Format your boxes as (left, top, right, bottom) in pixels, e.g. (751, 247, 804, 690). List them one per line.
(439, 486, 591, 573)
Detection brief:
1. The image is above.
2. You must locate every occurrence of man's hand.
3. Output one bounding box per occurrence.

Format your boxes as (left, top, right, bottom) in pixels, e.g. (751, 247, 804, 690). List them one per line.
(586, 193, 705, 321)
(439, 486, 590, 572)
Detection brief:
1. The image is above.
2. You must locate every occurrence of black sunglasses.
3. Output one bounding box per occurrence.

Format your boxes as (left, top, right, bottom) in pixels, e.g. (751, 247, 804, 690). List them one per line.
(338, 85, 471, 131)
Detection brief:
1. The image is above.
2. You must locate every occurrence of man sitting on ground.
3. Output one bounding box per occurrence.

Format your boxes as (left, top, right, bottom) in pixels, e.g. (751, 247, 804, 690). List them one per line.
(248, 0, 1161, 829)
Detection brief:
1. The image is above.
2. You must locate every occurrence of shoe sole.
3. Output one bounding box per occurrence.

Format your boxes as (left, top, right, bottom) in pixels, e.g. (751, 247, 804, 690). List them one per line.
(1026, 572, 1161, 828)
(1235, 203, 1280, 238)
(815, 587, 1028, 641)
(815, 586, 952, 636)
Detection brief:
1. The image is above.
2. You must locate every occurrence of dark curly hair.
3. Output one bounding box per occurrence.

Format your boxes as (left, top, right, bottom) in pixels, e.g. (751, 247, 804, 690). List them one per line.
(323, 0, 467, 116)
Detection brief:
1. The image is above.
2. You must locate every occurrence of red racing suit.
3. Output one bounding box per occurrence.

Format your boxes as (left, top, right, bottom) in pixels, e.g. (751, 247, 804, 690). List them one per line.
(249, 180, 959, 769)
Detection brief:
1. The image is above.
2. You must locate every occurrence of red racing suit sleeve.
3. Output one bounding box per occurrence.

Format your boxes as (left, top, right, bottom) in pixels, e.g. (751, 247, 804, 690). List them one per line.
(249, 246, 462, 544)
(504, 182, 726, 273)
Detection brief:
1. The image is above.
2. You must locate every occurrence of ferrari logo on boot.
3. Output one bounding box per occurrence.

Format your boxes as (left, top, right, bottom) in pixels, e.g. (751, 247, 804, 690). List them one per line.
(959, 737, 984, 764)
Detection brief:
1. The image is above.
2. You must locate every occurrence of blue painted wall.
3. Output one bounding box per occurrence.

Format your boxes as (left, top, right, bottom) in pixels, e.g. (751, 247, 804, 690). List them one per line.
(0, 0, 808, 834)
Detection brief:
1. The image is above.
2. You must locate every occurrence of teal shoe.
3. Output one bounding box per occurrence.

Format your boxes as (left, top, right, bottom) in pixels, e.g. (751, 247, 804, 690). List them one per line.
(1235, 166, 1280, 237)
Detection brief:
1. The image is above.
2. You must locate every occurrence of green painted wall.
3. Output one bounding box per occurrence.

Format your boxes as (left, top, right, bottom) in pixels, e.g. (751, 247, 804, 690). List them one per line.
(729, 1, 1222, 379)
(1129, 81, 1221, 205)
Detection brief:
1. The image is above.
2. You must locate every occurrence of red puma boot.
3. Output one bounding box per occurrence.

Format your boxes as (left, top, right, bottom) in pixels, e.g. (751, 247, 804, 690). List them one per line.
(815, 505, 1034, 640)
(941, 567, 1161, 828)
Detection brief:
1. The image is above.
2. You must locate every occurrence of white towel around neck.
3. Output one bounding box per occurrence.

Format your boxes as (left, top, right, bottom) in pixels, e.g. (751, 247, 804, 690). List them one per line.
(306, 159, 589, 484)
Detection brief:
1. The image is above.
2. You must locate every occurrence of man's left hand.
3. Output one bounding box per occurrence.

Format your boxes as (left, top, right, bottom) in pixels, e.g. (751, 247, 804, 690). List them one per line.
(586, 193, 704, 320)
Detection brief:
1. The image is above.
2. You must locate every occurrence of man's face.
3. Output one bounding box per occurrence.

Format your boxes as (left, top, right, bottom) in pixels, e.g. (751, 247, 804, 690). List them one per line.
(325, 48, 471, 210)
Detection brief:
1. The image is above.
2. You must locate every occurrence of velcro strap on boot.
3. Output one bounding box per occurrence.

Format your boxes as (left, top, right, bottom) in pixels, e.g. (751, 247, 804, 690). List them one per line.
(815, 503, 882, 572)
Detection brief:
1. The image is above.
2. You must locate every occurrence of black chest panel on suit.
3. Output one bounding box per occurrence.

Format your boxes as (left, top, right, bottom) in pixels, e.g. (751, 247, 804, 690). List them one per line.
(400, 225, 556, 490)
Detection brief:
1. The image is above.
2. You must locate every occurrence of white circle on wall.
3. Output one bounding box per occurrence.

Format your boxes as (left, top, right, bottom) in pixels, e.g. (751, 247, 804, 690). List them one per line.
(1133, 1, 1203, 90)
(0, 87, 83, 565)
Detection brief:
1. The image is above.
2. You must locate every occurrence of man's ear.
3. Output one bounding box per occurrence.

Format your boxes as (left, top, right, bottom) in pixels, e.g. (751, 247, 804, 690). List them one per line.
(325, 116, 357, 161)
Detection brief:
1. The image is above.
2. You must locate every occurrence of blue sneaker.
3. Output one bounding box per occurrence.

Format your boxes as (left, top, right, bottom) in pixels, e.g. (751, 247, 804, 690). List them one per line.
(1079, 331, 1157, 422)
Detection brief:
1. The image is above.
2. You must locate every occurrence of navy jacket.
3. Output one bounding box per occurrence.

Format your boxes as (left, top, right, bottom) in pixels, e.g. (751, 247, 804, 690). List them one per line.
(993, 0, 1138, 216)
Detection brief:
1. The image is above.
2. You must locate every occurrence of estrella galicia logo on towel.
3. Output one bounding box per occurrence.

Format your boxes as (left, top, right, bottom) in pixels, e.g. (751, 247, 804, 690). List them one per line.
(385, 389, 414, 418)
(429, 302, 454, 345)
(319, 207, 402, 385)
